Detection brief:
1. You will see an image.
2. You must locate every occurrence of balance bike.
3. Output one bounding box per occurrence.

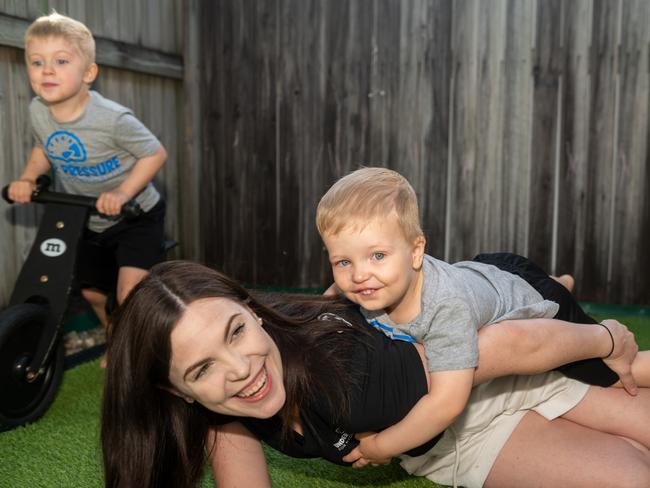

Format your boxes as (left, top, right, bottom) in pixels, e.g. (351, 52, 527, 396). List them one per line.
(0, 175, 140, 431)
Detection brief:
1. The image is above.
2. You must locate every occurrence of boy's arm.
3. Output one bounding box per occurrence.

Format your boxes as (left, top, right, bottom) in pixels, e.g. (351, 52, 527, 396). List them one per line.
(8, 146, 51, 203)
(342, 368, 474, 466)
(474, 318, 638, 394)
(95, 146, 167, 215)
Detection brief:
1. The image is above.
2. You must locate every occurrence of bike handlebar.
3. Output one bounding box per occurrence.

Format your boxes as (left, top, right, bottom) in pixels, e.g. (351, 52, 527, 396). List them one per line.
(2, 175, 143, 219)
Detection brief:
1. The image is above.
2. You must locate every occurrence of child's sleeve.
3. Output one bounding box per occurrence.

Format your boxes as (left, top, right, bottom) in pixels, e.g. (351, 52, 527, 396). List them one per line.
(422, 298, 479, 372)
(113, 113, 162, 159)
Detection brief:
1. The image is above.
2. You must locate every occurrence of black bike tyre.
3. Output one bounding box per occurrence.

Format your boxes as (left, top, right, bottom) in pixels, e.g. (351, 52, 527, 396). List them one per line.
(0, 303, 64, 431)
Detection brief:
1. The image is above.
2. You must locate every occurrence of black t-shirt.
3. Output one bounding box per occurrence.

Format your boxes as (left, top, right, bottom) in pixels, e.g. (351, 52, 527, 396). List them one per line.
(242, 322, 441, 466)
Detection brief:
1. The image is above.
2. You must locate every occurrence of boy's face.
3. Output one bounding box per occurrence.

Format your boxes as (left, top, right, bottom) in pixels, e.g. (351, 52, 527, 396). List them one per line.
(25, 36, 97, 107)
(323, 215, 425, 322)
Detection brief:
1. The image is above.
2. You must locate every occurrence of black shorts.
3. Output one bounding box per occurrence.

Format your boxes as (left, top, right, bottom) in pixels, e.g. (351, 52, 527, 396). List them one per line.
(75, 199, 166, 293)
(473, 252, 618, 387)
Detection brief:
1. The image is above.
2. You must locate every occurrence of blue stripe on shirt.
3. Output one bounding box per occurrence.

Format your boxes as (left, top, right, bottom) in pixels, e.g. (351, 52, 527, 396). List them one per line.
(368, 319, 416, 343)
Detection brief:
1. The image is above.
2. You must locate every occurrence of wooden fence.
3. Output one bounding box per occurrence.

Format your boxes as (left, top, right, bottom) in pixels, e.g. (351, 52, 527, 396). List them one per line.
(1, 1, 649, 306)
(0, 0, 191, 306)
(197, 0, 650, 305)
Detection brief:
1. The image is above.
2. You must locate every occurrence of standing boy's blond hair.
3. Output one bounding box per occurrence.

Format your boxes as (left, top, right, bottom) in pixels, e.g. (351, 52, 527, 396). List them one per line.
(316, 167, 424, 242)
(24, 12, 96, 66)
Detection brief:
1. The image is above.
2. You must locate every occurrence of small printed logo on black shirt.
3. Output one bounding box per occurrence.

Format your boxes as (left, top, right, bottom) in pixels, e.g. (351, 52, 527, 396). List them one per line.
(333, 428, 353, 451)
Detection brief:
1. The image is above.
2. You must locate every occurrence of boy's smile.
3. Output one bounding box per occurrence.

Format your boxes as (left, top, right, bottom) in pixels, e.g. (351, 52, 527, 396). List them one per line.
(323, 215, 425, 324)
(26, 36, 97, 120)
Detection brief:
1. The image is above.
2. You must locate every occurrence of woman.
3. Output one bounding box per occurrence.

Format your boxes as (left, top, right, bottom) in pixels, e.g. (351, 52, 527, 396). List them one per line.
(102, 261, 650, 488)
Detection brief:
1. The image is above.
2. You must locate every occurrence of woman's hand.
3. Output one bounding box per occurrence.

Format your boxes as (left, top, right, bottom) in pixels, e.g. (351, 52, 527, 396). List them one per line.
(342, 432, 392, 468)
(601, 319, 639, 395)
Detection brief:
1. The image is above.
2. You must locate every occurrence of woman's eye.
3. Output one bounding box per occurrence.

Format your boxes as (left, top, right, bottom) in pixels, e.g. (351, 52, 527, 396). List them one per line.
(372, 252, 385, 261)
(232, 323, 245, 339)
(194, 363, 210, 381)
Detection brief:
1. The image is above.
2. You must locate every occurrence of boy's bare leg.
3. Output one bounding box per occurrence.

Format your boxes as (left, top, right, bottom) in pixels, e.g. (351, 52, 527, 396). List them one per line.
(92, 266, 151, 369)
(80, 287, 109, 368)
(80, 287, 109, 327)
(550, 274, 575, 292)
(117, 266, 149, 304)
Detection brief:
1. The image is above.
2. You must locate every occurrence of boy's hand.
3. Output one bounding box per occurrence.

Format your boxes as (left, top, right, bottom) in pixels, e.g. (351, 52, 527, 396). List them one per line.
(96, 190, 130, 215)
(8, 179, 36, 203)
(601, 319, 638, 396)
(342, 432, 392, 468)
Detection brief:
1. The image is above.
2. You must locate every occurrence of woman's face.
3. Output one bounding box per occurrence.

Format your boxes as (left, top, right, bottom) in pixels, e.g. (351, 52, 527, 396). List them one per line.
(167, 297, 286, 419)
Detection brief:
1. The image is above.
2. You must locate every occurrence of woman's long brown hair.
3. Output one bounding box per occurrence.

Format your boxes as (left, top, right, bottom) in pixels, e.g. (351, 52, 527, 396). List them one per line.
(101, 260, 369, 488)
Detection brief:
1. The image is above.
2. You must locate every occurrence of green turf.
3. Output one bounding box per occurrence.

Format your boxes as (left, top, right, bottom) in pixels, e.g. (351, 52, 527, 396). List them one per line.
(0, 359, 434, 488)
(1, 313, 648, 488)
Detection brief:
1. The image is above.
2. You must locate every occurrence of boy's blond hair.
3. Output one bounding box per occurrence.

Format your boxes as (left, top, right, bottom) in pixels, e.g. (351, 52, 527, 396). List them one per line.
(316, 167, 424, 242)
(24, 12, 96, 65)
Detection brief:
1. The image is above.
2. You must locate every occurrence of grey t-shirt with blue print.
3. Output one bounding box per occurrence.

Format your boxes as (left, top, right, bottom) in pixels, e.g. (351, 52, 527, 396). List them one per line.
(29, 90, 161, 232)
(361, 254, 559, 372)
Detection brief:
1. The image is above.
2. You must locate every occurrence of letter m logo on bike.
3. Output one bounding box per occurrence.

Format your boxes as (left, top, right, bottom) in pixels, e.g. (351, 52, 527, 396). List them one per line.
(40, 238, 67, 257)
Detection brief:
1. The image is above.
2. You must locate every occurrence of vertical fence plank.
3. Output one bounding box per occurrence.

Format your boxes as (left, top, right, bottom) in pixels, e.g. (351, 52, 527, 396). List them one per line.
(473, 0, 507, 253)
(609, 0, 650, 304)
(526, 0, 563, 272)
(0, 46, 40, 305)
(501, 0, 536, 255)
(446, 0, 479, 262)
(580, 0, 620, 302)
(556, 0, 593, 295)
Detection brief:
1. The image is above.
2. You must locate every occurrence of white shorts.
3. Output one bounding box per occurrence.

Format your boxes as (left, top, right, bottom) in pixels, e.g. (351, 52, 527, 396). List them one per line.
(399, 371, 590, 488)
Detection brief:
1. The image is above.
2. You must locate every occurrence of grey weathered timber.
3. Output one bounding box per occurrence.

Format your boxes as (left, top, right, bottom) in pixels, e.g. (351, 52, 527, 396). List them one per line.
(195, 0, 650, 304)
(0, 12, 182, 79)
(0, 2, 187, 308)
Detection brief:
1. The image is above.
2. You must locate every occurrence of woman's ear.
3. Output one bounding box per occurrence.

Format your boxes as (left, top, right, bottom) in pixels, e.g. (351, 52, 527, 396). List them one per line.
(411, 235, 426, 269)
(160, 385, 195, 404)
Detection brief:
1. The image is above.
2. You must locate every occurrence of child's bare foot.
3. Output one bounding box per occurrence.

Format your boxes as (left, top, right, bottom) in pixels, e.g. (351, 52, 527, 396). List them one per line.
(551, 274, 575, 292)
(99, 353, 107, 369)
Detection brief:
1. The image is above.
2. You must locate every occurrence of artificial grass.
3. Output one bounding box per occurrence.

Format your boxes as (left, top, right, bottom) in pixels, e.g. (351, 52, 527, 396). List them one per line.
(1, 312, 648, 488)
(0, 359, 433, 488)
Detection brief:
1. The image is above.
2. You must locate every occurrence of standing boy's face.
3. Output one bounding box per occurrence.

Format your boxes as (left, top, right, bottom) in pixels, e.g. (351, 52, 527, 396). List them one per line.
(25, 36, 97, 107)
(323, 215, 425, 323)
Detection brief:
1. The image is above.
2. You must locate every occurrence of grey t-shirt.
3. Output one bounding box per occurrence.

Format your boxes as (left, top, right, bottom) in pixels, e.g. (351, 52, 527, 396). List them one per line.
(362, 254, 559, 372)
(30, 91, 161, 232)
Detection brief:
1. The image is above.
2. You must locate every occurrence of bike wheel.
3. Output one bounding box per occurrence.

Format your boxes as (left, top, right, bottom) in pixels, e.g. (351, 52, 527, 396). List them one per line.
(0, 303, 64, 431)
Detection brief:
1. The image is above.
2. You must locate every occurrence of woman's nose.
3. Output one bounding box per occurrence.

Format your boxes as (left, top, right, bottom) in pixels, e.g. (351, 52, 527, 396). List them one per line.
(225, 353, 250, 382)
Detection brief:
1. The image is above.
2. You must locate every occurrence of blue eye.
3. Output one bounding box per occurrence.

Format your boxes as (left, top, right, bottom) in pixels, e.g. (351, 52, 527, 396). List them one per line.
(372, 252, 385, 261)
(56, 59, 69, 65)
(335, 259, 350, 267)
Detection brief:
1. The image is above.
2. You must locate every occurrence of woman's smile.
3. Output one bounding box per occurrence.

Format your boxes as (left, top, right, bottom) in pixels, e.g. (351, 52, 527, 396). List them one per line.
(168, 297, 286, 419)
(236, 366, 270, 401)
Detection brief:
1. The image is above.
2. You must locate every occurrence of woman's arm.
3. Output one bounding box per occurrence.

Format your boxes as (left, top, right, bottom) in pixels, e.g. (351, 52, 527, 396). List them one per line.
(209, 422, 271, 488)
(474, 318, 638, 393)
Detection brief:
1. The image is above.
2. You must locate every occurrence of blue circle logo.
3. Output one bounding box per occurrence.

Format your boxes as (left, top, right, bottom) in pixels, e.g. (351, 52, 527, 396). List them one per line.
(45, 131, 87, 163)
